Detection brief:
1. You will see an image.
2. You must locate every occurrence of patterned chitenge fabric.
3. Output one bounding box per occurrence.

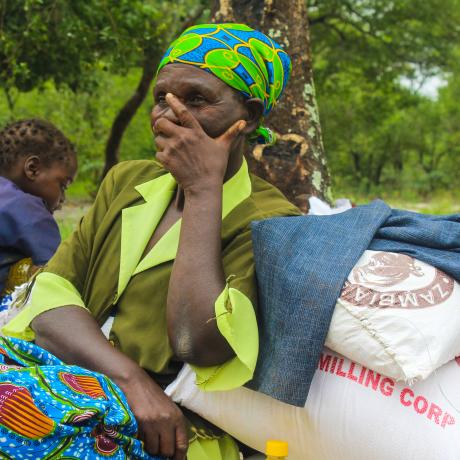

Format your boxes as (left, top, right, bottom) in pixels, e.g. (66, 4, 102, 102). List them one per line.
(158, 23, 292, 145)
(0, 337, 161, 459)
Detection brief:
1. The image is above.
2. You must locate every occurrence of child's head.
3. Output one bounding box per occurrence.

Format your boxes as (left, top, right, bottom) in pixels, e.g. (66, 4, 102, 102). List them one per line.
(0, 119, 77, 212)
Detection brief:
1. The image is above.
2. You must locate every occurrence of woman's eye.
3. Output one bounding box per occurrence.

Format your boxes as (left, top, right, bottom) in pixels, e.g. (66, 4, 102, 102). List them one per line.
(188, 95, 206, 105)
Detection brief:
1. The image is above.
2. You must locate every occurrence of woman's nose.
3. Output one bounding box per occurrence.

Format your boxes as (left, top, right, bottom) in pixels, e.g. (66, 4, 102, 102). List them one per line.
(159, 105, 180, 124)
(152, 99, 182, 123)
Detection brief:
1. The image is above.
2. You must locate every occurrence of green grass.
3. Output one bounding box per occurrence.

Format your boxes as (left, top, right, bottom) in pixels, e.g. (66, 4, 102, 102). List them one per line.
(333, 189, 460, 215)
(55, 200, 91, 240)
(66, 178, 96, 200)
(57, 179, 95, 239)
(56, 220, 77, 240)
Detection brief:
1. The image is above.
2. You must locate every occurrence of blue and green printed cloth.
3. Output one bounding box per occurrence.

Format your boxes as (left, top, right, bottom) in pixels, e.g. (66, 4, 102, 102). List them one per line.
(0, 336, 160, 459)
(158, 23, 292, 145)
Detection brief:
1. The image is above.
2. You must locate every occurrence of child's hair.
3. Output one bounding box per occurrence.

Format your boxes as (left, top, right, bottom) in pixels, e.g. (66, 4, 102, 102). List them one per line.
(0, 119, 76, 174)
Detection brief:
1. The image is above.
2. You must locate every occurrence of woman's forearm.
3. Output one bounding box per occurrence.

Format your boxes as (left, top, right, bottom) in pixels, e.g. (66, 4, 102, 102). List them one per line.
(32, 306, 140, 386)
(167, 184, 234, 366)
(32, 306, 188, 458)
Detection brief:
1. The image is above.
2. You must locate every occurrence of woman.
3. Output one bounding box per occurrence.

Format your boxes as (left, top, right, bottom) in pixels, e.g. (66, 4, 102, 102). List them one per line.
(3, 23, 300, 459)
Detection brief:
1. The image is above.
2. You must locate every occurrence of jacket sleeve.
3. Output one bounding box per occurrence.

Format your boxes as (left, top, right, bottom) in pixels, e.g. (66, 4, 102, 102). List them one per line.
(191, 227, 259, 391)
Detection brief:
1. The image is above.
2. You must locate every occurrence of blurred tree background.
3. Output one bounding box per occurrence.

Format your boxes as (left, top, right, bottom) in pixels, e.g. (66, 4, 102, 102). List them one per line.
(309, 0, 460, 211)
(1, 0, 459, 215)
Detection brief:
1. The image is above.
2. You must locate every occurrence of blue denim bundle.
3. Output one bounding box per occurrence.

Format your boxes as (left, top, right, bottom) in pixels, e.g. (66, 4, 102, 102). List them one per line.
(247, 200, 460, 406)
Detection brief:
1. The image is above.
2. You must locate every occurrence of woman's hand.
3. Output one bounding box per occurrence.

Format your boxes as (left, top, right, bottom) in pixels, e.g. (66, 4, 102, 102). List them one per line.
(153, 93, 246, 192)
(115, 366, 188, 460)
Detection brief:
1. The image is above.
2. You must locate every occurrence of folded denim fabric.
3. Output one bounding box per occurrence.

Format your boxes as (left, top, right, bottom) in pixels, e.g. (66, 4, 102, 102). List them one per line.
(370, 208, 460, 280)
(247, 200, 460, 406)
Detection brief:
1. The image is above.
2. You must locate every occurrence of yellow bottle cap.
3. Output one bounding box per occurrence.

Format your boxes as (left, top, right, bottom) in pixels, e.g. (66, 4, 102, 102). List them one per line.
(266, 440, 289, 457)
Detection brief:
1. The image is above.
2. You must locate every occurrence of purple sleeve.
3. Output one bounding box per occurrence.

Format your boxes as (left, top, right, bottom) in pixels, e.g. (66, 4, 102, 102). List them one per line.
(0, 196, 61, 265)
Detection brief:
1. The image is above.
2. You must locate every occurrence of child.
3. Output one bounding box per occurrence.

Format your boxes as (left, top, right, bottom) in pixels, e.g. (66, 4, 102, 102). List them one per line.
(0, 119, 77, 297)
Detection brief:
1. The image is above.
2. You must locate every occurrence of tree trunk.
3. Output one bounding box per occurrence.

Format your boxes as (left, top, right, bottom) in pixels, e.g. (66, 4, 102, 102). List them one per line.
(100, 56, 157, 180)
(212, 0, 331, 211)
(4, 88, 16, 115)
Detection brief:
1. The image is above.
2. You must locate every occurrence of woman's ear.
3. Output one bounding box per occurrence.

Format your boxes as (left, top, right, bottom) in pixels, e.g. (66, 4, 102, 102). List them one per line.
(242, 98, 264, 134)
(23, 155, 41, 181)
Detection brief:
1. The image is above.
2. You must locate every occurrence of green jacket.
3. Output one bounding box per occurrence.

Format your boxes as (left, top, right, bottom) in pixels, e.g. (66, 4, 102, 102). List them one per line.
(4, 158, 301, 389)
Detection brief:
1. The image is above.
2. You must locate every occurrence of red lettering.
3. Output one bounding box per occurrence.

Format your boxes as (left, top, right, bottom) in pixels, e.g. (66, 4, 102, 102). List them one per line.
(355, 287, 369, 303)
(358, 366, 366, 385)
(419, 290, 435, 305)
(347, 362, 358, 382)
(414, 396, 429, 414)
(399, 390, 455, 429)
(427, 403, 442, 425)
(400, 388, 413, 406)
(379, 377, 395, 397)
(336, 359, 346, 377)
(330, 356, 338, 374)
(369, 293, 379, 305)
(441, 413, 455, 428)
(433, 283, 450, 299)
(398, 292, 418, 308)
(318, 354, 331, 372)
(365, 370, 381, 391)
(379, 293, 395, 306)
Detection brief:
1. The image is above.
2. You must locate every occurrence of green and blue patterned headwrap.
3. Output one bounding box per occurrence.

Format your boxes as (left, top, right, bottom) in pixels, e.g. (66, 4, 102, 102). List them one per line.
(157, 23, 292, 145)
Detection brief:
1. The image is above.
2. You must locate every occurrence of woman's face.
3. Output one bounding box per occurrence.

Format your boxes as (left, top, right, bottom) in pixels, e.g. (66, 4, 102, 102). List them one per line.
(151, 64, 249, 139)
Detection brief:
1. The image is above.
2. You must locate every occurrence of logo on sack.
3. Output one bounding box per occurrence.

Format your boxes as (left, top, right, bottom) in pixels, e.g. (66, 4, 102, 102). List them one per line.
(340, 252, 454, 309)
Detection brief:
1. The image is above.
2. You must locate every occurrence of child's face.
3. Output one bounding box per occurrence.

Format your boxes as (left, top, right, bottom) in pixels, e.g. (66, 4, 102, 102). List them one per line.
(29, 157, 77, 213)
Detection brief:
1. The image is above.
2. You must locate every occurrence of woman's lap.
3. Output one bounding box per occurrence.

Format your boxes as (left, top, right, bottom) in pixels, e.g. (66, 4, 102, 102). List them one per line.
(0, 337, 157, 459)
(0, 336, 240, 459)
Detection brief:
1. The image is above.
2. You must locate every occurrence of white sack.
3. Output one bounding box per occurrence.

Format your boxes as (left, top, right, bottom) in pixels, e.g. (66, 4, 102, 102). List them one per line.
(166, 350, 460, 460)
(326, 250, 460, 383)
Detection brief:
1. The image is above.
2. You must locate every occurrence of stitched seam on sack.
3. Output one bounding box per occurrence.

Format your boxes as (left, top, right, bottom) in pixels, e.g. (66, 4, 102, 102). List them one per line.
(339, 301, 412, 381)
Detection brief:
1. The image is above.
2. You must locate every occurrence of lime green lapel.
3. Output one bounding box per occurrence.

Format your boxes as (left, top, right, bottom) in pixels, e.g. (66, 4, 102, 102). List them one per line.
(221, 158, 252, 219)
(117, 172, 176, 300)
(120, 159, 252, 295)
(133, 219, 180, 275)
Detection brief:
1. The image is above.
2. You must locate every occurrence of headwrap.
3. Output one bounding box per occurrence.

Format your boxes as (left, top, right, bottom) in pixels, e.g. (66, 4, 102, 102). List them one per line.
(157, 23, 292, 144)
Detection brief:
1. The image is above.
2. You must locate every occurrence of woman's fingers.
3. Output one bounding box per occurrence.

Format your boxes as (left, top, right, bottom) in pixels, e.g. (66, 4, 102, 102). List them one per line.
(154, 134, 167, 152)
(118, 368, 188, 459)
(143, 429, 160, 457)
(154, 117, 181, 138)
(142, 416, 187, 459)
(174, 424, 189, 460)
(218, 119, 247, 146)
(165, 93, 201, 130)
(159, 425, 177, 459)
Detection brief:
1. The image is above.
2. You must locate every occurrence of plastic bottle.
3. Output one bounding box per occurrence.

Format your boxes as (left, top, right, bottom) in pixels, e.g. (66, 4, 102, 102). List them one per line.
(266, 440, 288, 459)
